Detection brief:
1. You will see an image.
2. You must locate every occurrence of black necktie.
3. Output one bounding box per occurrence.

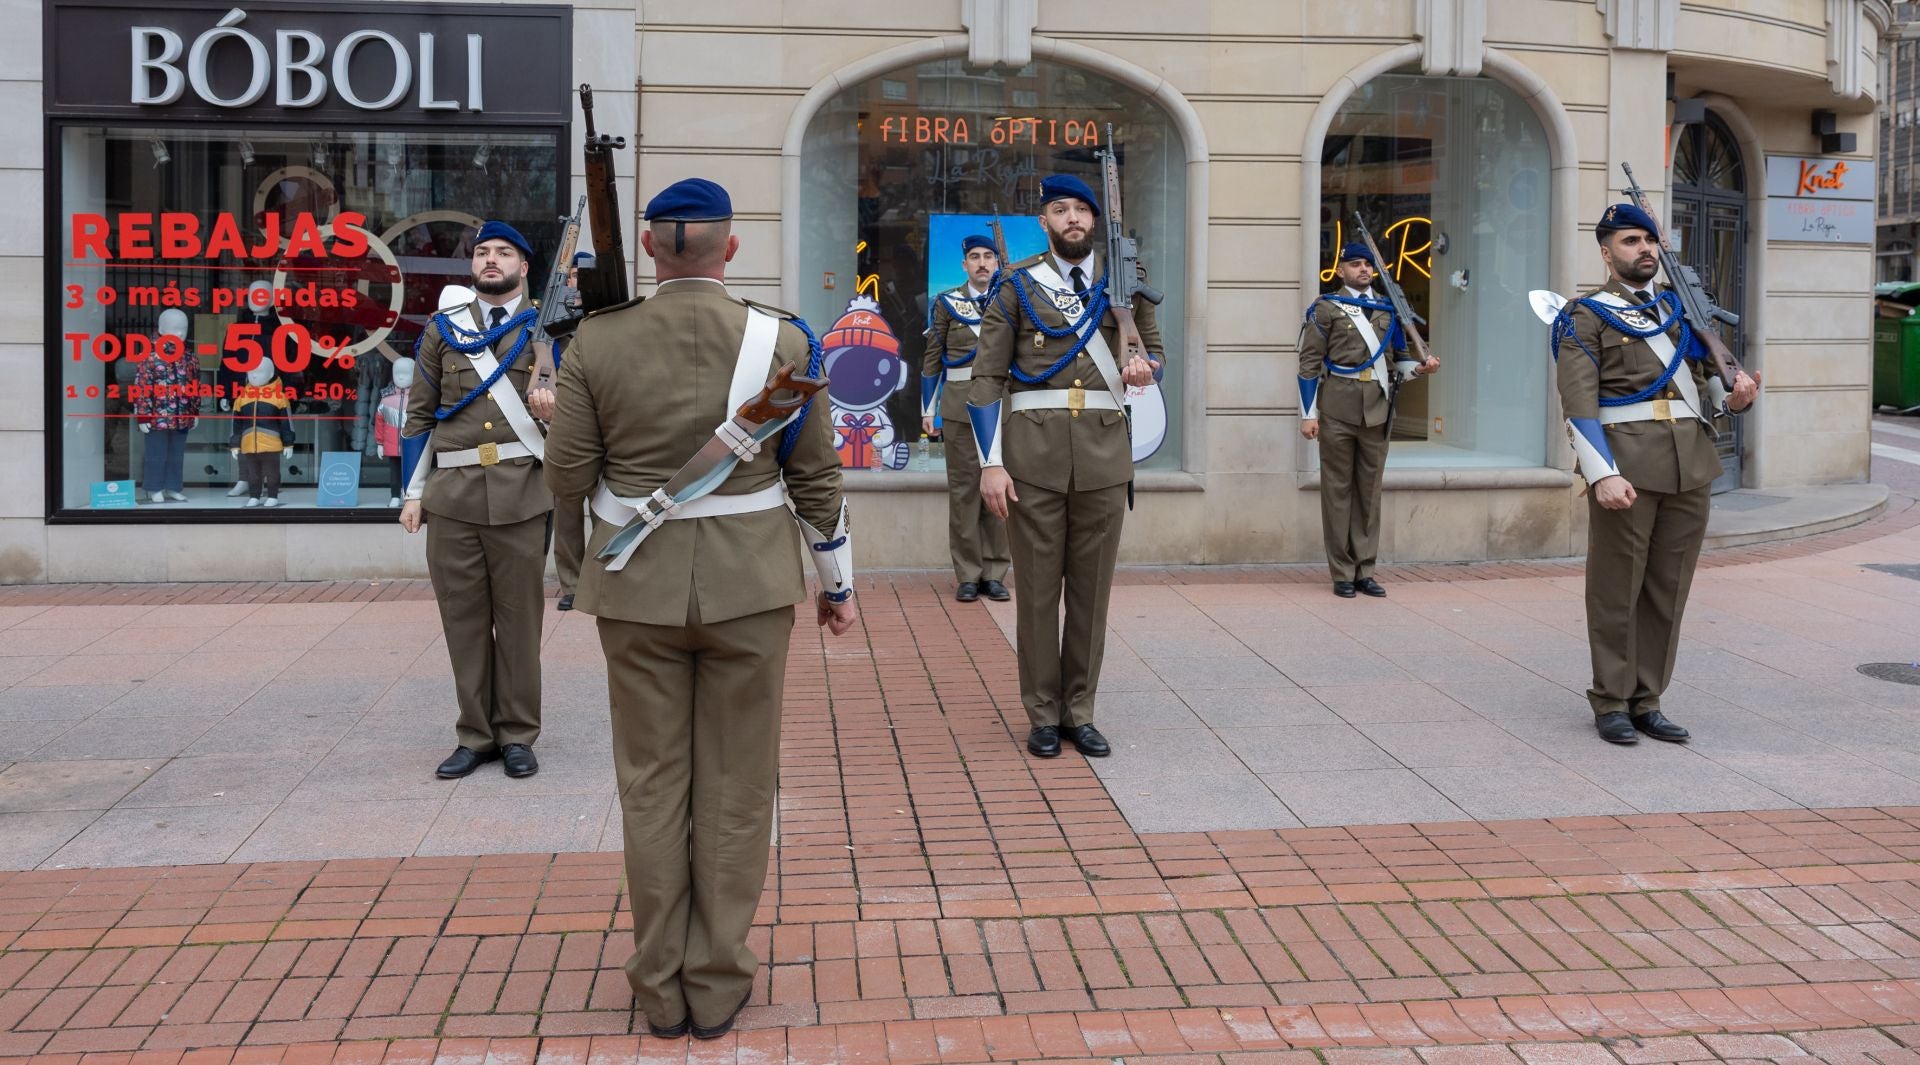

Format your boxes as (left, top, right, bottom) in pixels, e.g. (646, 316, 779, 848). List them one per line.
(489, 306, 507, 329)
(1070, 266, 1086, 294)
(1631, 289, 1653, 304)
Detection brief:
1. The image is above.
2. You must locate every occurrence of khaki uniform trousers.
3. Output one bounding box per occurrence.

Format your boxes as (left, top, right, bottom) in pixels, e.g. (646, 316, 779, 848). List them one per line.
(1318, 415, 1389, 582)
(425, 511, 547, 752)
(1007, 478, 1126, 730)
(1583, 482, 1711, 718)
(553, 496, 588, 597)
(599, 603, 794, 1030)
(942, 417, 1010, 583)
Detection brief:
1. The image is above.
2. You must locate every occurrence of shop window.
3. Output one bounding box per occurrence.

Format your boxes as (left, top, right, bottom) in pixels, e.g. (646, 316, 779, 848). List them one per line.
(797, 56, 1188, 472)
(54, 126, 561, 515)
(1319, 74, 1550, 467)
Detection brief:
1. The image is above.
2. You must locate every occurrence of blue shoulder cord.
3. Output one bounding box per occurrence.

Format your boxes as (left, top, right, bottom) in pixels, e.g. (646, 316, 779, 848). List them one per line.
(938, 275, 1005, 370)
(1007, 269, 1111, 383)
(1305, 294, 1404, 372)
(428, 309, 539, 420)
(1549, 290, 1700, 406)
(777, 316, 827, 465)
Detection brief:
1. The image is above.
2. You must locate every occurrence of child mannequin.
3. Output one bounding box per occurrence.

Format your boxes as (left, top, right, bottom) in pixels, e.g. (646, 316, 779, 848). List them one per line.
(224, 280, 277, 496)
(374, 357, 415, 507)
(229, 362, 294, 508)
(136, 308, 198, 504)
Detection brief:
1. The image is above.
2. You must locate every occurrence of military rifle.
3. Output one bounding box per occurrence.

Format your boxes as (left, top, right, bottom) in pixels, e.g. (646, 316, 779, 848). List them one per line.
(1097, 126, 1163, 382)
(1351, 213, 1430, 442)
(526, 195, 586, 392)
(988, 212, 1011, 289)
(575, 84, 630, 313)
(1619, 162, 1744, 394)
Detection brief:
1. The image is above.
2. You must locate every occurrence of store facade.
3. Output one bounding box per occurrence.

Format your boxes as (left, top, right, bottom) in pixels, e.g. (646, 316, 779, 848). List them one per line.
(2, 0, 1885, 580)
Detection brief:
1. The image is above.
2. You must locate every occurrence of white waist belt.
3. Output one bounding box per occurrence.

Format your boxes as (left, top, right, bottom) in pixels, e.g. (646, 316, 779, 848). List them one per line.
(945, 366, 973, 383)
(1598, 399, 1709, 426)
(1009, 390, 1122, 412)
(436, 441, 535, 468)
(1328, 363, 1376, 380)
(590, 481, 788, 528)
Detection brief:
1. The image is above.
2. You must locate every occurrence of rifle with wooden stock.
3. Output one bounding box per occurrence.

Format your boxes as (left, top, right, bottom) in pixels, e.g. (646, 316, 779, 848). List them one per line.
(574, 84, 630, 314)
(1619, 161, 1747, 400)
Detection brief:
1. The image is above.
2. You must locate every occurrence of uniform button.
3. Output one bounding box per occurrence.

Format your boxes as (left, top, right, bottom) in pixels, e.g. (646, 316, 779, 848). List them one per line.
(484, 421, 494, 429)
(1072, 379, 1082, 387)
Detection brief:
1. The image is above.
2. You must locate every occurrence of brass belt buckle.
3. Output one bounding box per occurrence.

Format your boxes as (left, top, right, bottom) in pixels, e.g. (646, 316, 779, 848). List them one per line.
(1356, 368, 1373, 383)
(1651, 399, 1673, 422)
(1066, 386, 1086, 413)
(477, 441, 501, 466)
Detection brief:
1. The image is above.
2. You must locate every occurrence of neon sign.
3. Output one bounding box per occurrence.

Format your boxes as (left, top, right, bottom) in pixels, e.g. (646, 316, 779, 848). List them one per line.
(1322, 216, 1433, 284)
(874, 114, 1103, 148)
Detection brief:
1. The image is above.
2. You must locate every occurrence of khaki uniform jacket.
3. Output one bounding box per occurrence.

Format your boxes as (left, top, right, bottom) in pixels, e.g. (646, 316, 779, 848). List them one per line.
(542, 279, 845, 627)
(967, 252, 1164, 493)
(1555, 280, 1723, 495)
(404, 301, 554, 526)
(923, 287, 990, 425)
(1298, 293, 1393, 430)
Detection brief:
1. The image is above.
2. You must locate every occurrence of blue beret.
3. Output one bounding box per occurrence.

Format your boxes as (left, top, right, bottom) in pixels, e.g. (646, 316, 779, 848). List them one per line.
(644, 178, 733, 222)
(1039, 174, 1101, 217)
(571, 251, 595, 268)
(1595, 202, 1660, 241)
(475, 221, 534, 261)
(1339, 243, 1374, 265)
(962, 234, 996, 255)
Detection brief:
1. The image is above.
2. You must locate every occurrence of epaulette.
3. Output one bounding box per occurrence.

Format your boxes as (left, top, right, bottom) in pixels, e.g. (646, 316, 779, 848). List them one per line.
(742, 297, 802, 321)
(582, 294, 645, 320)
(1010, 252, 1047, 271)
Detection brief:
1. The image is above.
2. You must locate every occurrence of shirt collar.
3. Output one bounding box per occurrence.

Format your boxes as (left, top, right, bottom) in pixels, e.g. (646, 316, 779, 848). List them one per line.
(475, 293, 523, 319)
(966, 280, 989, 298)
(657, 277, 729, 294)
(1343, 286, 1369, 300)
(1052, 252, 1095, 288)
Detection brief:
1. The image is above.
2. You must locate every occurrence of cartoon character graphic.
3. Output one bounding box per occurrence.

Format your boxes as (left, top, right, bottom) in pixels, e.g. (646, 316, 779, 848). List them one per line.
(821, 295, 911, 470)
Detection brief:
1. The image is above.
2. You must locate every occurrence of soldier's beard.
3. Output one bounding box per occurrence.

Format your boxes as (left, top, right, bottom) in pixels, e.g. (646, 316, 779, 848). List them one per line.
(1046, 227, 1094, 262)
(473, 273, 521, 297)
(1612, 256, 1658, 285)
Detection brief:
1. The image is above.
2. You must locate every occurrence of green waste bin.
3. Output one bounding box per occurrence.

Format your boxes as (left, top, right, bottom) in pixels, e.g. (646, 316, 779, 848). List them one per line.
(1874, 282, 1920, 411)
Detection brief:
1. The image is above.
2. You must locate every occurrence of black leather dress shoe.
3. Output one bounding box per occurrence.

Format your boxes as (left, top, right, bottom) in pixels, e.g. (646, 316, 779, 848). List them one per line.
(1067, 724, 1111, 757)
(982, 579, 1010, 601)
(1632, 710, 1690, 743)
(1333, 581, 1357, 598)
(557, 593, 575, 612)
(1355, 577, 1386, 598)
(648, 1017, 690, 1039)
(691, 992, 750, 1040)
(502, 744, 539, 777)
(436, 746, 499, 779)
(1595, 712, 1639, 745)
(1027, 726, 1061, 757)
(956, 582, 980, 602)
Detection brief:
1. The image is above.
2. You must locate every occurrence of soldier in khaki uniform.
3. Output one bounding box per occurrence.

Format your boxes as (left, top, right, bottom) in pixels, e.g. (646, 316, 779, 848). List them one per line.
(970, 174, 1162, 760)
(1553, 202, 1757, 745)
(1298, 244, 1437, 598)
(400, 221, 556, 781)
(921, 234, 1011, 603)
(544, 179, 857, 1041)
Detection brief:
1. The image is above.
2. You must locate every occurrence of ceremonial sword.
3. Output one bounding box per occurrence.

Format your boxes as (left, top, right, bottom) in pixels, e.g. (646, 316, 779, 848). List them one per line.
(596, 363, 829, 562)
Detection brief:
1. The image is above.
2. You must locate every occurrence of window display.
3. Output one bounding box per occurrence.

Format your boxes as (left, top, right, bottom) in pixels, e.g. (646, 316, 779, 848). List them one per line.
(798, 58, 1188, 472)
(1320, 74, 1551, 467)
(54, 126, 562, 514)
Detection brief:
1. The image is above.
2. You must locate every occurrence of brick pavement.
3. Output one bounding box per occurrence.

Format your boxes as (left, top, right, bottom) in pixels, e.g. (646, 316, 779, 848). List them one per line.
(4, 436, 1920, 1060)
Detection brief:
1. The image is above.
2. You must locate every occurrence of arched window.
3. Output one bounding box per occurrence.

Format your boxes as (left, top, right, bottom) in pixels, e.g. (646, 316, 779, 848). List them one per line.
(798, 58, 1188, 471)
(1319, 73, 1551, 467)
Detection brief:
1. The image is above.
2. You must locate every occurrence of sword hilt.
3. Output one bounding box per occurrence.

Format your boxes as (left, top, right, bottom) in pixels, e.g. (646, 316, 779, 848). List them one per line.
(737, 362, 829, 424)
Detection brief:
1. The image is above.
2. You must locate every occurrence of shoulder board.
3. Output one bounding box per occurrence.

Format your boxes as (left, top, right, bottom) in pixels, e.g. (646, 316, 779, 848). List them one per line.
(582, 294, 645, 320)
(742, 297, 803, 321)
(1011, 253, 1047, 272)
